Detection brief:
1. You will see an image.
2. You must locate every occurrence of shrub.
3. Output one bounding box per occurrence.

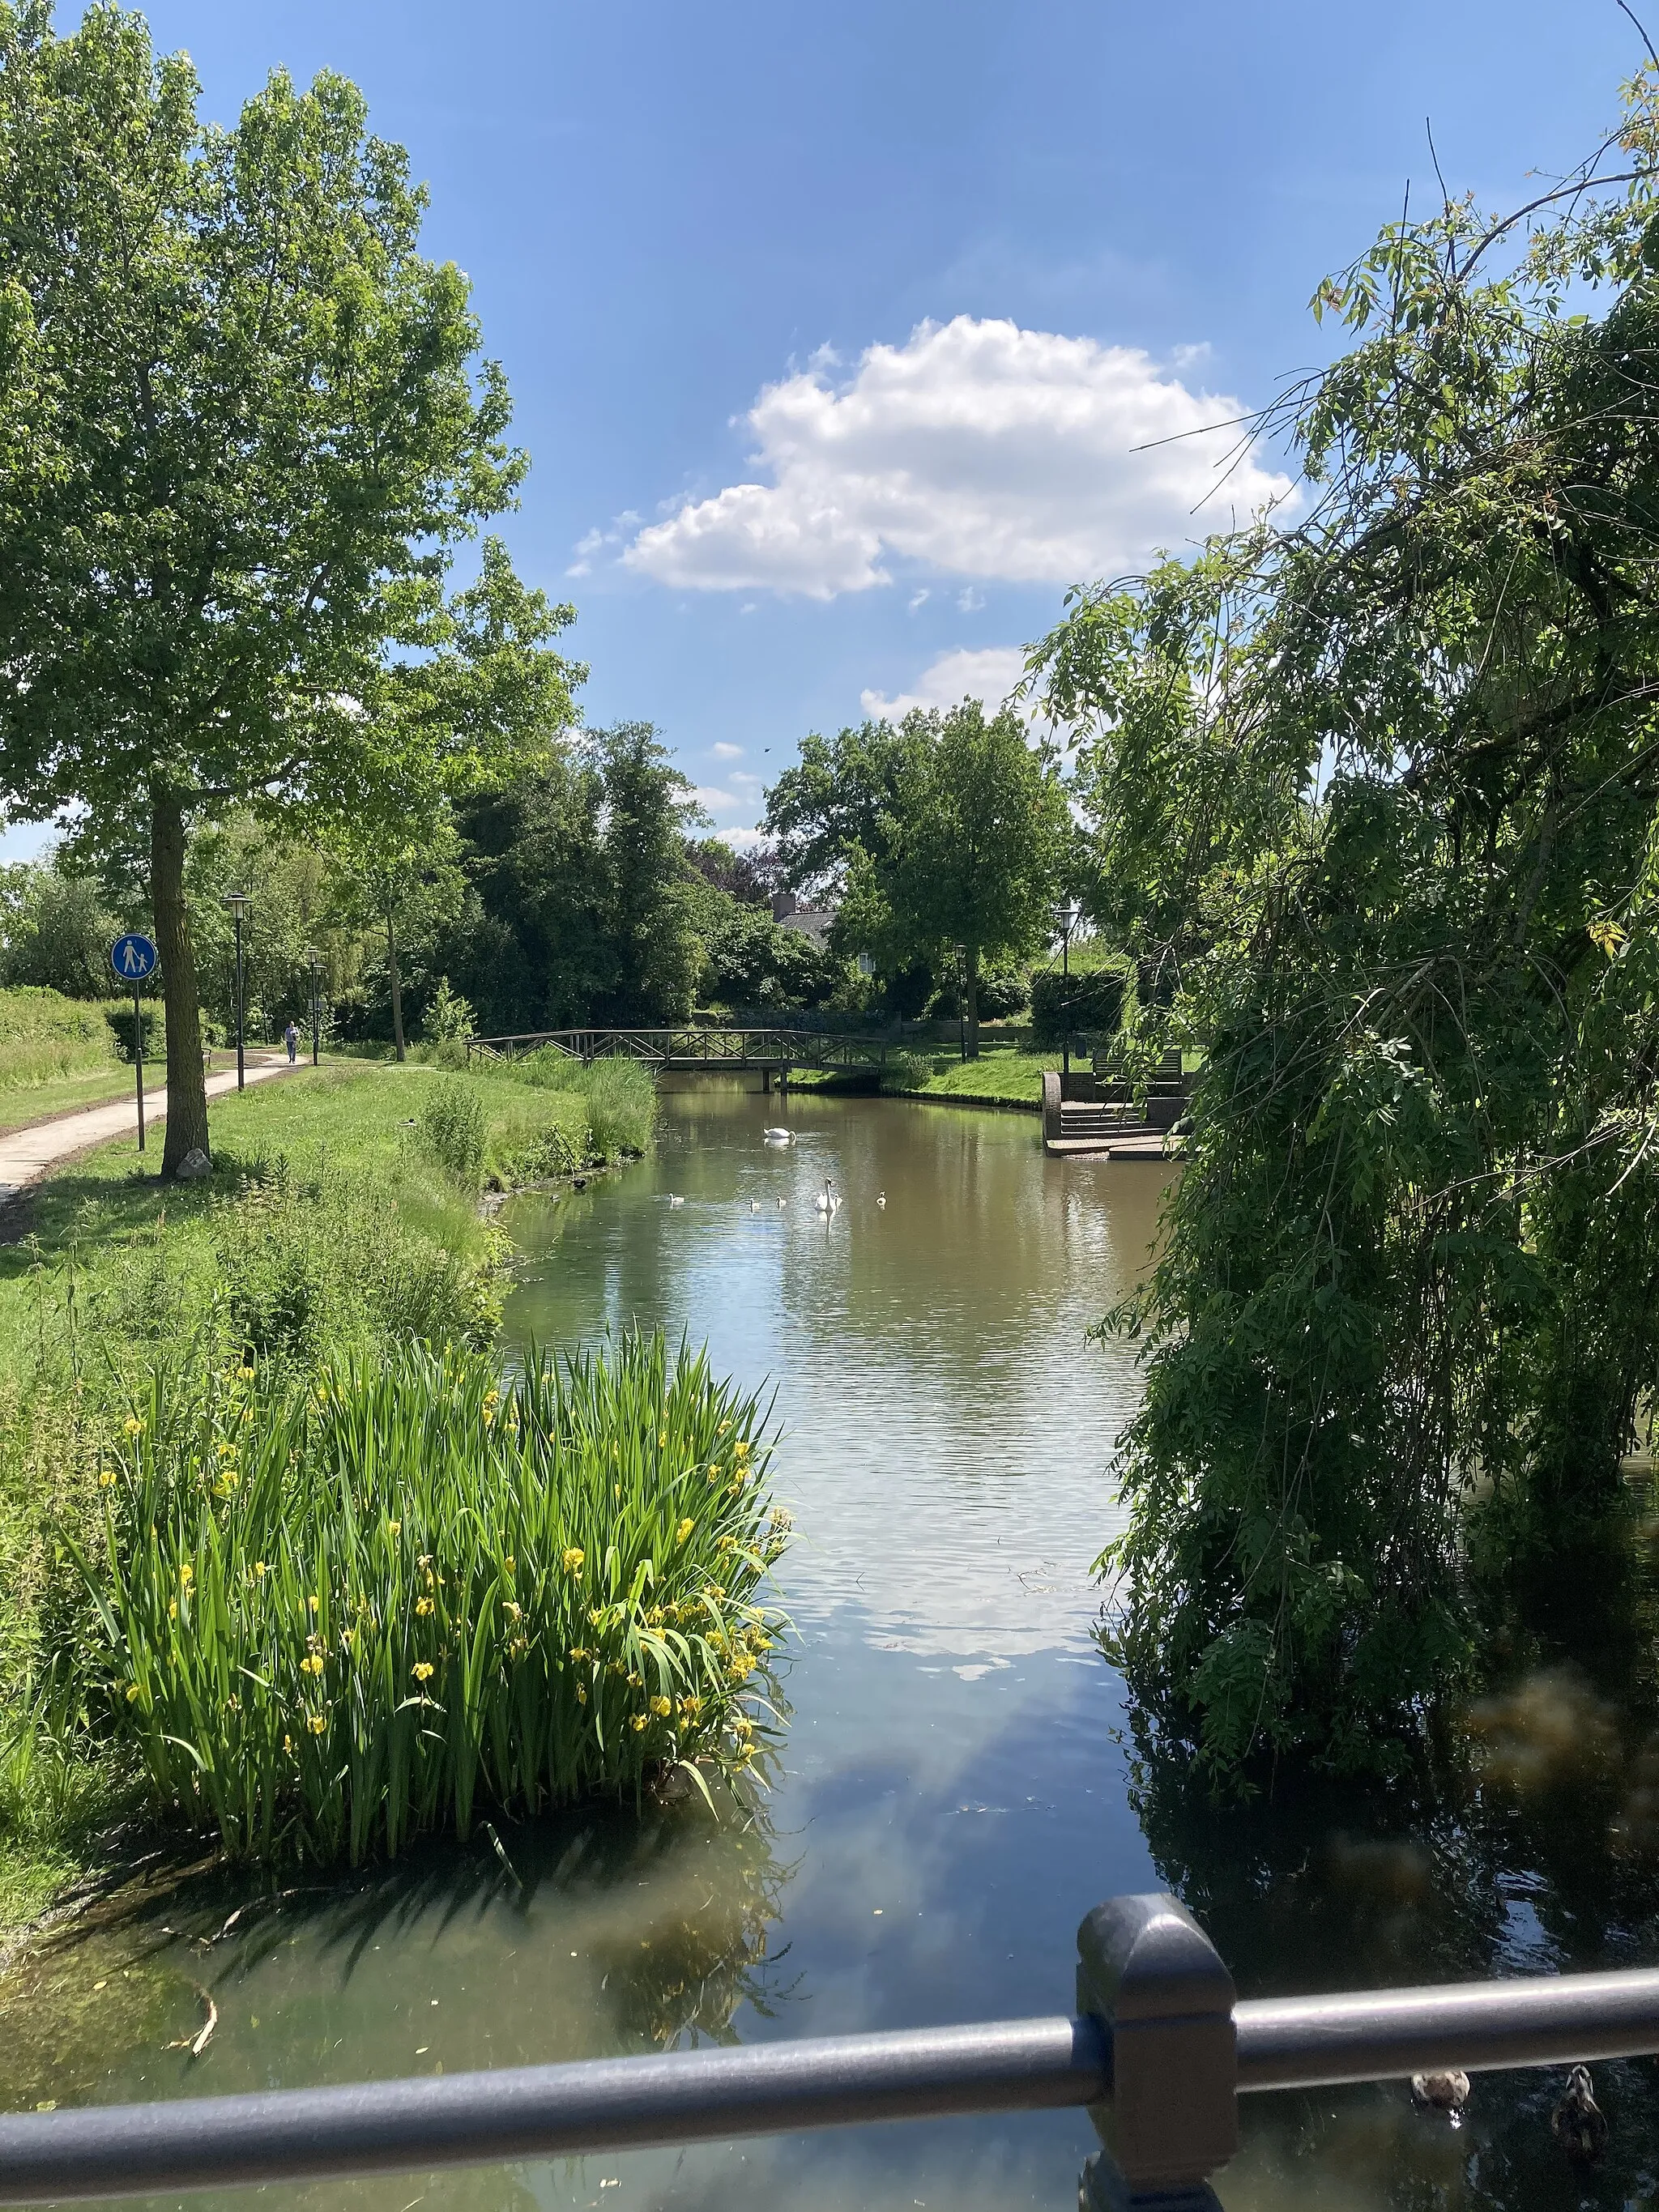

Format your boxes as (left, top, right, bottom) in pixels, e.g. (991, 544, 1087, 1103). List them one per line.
(878, 1050, 936, 1094)
(485, 1103, 581, 1191)
(74, 1336, 790, 1863)
(419, 1078, 487, 1187)
(423, 977, 475, 1047)
(1028, 953, 1130, 1050)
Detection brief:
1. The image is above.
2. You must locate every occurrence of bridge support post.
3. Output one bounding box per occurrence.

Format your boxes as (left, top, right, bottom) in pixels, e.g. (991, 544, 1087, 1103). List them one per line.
(1076, 1894, 1237, 2210)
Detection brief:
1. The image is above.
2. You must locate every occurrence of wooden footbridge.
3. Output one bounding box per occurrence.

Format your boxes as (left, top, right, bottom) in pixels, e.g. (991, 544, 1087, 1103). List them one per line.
(465, 1027, 890, 1081)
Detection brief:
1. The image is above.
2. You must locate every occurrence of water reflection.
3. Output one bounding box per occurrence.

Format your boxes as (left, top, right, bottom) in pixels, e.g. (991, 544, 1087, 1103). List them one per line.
(19, 1089, 1659, 2210)
(1124, 1490, 1659, 2209)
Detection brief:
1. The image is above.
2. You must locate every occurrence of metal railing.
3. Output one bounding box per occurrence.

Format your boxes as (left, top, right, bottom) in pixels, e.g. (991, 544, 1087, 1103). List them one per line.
(5, 1893, 1659, 2207)
(464, 1027, 892, 1072)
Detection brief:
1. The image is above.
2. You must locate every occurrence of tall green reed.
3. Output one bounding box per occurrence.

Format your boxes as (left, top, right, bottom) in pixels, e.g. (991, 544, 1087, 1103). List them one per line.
(506, 1051, 656, 1160)
(72, 1334, 789, 1865)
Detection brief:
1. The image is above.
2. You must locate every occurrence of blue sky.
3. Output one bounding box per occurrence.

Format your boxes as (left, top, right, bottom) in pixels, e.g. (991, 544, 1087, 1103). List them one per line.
(18, 1, 1648, 857)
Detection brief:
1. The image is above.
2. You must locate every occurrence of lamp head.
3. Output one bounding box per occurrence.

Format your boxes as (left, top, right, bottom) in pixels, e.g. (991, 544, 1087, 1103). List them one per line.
(223, 891, 249, 918)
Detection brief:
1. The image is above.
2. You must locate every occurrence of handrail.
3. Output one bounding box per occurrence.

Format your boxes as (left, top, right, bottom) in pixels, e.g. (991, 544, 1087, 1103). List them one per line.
(5, 1895, 1659, 2206)
(463, 1027, 891, 1069)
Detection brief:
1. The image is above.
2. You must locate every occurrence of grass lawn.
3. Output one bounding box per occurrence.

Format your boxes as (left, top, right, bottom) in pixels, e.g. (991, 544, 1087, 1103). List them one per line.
(0, 1062, 589, 1352)
(794, 1042, 1048, 1109)
(0, 1068, 157, 1135)
(898, 1046, 1047, 1106)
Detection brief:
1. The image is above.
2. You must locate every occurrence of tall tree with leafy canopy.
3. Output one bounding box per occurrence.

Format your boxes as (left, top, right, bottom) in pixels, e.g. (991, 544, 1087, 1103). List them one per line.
(823, 704, 1068, 1056)
(762, 719, 931, 898)
(1030, 66, 1659, 1782)
(0, 4, 578, 1171)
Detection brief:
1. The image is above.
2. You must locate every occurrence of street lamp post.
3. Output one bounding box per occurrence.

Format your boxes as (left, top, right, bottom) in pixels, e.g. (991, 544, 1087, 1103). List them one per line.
(1058, 904, 1081, 1080)
(305, 948, 322, 1067)
(224, 893, 249, 1090)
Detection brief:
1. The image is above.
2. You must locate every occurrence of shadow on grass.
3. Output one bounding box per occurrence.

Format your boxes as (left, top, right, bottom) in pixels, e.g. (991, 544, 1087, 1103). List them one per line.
(0, 1150, 282, 1276)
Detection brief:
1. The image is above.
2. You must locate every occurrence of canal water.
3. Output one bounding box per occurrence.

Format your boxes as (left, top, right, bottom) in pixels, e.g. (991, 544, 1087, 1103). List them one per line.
(7, 1087, 1659, 2210)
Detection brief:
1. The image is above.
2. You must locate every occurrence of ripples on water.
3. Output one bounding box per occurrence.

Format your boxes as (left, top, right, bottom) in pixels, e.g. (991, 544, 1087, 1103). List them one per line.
(10, 1088, 1659, 2210)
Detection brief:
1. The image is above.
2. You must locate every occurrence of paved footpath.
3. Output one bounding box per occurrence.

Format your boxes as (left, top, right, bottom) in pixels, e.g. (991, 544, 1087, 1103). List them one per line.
(0, 1055, 294, 1205)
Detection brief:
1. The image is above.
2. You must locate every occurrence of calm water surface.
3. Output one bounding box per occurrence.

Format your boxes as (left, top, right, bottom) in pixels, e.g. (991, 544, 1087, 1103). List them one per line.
(8, 1088, 1659, 2211)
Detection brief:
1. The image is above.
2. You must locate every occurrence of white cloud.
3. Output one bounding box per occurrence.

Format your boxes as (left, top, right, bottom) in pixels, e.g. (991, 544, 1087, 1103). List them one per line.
(710, 741, 744, 761)
(957, 586, 985, 613)
(860, 645, 1030, 724)
(565, 510, 641, 577)
(625, 316, 1294, 599)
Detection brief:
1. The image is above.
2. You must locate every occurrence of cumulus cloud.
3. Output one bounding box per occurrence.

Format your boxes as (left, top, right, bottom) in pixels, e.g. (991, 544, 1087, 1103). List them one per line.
(710, 741, 744, 761)
(624, 316, 1294, 599)
(860, 646, 1030, 724)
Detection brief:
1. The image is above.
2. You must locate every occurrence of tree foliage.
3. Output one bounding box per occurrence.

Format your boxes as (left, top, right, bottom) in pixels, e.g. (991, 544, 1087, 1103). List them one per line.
(766, 704, 1068, 1053)
(437, 726, 706, 1035)
(0, 4, 577, 1166)
(1030, 68, 1659, 1780)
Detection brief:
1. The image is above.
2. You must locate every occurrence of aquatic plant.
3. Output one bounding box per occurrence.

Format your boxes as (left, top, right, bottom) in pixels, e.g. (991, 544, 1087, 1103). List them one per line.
(503, 1050, 656, 1160)
(73, 1333, 789, 1865)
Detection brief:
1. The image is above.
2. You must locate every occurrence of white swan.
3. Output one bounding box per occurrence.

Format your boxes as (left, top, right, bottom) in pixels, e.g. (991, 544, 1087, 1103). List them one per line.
(815, 1180, 838, 1215)
(762, 1127, 794, 1144)
(749, 1199, 760, 1212)
(667, 1194, 684, 1207)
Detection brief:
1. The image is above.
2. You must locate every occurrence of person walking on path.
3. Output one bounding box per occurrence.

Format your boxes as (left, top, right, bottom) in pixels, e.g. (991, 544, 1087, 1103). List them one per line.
(284, 1020, 300, 1065)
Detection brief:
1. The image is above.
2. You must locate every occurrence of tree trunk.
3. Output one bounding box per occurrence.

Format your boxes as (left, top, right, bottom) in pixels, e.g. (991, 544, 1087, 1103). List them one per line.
(151, 789, 211, 1174)
(965, 943, 981, 1060)
(386, 910, 406, 1062)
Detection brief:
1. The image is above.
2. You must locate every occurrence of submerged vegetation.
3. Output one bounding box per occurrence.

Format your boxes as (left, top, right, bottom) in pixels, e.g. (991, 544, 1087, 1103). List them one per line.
(73, 1336, 786, 1865)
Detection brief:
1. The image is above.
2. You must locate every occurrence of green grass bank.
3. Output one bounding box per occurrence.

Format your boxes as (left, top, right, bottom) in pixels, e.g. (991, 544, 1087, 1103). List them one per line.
(0, 1052, 785, 1936)
(0, 985, 164, 1134)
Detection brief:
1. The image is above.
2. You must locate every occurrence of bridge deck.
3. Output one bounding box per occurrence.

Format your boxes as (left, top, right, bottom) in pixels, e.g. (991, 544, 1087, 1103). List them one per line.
(467, 1027, 891, 1072)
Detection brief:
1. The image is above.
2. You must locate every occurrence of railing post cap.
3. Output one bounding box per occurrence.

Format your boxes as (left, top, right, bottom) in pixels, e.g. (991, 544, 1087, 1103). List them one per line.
(1077, 1893, 1239, 2194)
(1077, 1893, 1236, 2025)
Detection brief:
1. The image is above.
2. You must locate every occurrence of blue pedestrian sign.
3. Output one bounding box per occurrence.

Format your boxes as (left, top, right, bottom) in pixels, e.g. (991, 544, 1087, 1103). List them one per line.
(109, 933, 159, 982)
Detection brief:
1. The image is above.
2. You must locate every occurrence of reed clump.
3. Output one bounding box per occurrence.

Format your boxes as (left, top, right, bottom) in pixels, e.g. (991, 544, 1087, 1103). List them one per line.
(71, 1333, 789, 1865)
(505, 1050, 656, 1160)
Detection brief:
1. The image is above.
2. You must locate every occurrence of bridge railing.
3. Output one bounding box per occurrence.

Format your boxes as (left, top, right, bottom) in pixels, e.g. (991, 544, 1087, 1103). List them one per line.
(464, 1028, 890, 1070)
(5, 1891, 1657, 2207)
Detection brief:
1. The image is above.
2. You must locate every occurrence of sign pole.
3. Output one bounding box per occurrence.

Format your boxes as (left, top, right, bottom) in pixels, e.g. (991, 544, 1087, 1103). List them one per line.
(109, 934, 160, 1157)
(133, 981, 144, 1152)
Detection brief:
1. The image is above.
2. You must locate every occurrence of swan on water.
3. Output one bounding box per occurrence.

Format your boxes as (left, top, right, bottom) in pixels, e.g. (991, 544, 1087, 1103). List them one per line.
(876, 1191, 886, 1207)
(815, 1180, 838, 1214)
(667, 1194, 684, 1207)
(762, 1127, 793, 1144)
(749, 1199, 760, 1212)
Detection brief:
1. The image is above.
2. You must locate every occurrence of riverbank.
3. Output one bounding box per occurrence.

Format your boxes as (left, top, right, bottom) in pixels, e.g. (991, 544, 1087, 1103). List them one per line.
(794, 1042, 1048, 1112)
(0, 1060, 647, 1940)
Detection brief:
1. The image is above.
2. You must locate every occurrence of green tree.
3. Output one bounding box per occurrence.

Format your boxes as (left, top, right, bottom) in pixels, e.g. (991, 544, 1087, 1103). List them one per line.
(762, 719, 929, 898)
(1030, 68, 1659, 1780)
(438, 725, 703, 1034)
(0, 856, 120, 996)
(591, 724, 705, 1025)
(0, 6, 577, 1170)
(323, 817, 468, 1059)
(832, 704, 1068, 1056)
